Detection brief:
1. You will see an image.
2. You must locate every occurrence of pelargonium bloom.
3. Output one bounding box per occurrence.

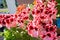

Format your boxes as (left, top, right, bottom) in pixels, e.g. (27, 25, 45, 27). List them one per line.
(0, 0, 58, 40)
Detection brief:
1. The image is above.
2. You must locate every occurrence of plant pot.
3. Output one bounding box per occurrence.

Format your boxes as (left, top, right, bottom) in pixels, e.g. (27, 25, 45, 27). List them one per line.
(56, 17, 60, 28)
(56, 17, 60, 36)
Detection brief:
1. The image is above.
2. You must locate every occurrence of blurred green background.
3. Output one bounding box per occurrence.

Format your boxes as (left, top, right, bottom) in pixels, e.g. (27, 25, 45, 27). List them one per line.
(56, 0, 60, 15)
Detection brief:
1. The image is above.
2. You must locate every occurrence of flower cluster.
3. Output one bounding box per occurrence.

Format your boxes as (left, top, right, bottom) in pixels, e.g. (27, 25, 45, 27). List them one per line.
(0, 0, 58, 40)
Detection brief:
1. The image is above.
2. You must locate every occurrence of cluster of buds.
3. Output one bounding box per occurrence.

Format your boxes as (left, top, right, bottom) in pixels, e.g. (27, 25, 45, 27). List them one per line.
(0, 0, 58, 40)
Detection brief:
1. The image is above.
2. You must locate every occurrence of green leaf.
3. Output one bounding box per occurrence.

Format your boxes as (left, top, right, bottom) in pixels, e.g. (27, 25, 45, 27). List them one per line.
(3, 27, 39, 40)
(56, 0, 60, 3)
(24, 20, 29, 26)
(0, 32, 3, 36)
(56, 4, 60, 15)
(29, 4, 34, 10)
(29, 14, 33, 20)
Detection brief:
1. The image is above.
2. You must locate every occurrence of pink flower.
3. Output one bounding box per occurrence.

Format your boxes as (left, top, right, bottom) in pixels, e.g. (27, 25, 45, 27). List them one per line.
(0, 0, 58, 40)
(10, 21, 17, 28)
(27, 22, 39, 37)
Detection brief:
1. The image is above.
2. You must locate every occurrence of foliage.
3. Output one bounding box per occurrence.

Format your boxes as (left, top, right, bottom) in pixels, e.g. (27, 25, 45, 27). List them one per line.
(3, 28, 39, 40)
(56, 0, 60, 15)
